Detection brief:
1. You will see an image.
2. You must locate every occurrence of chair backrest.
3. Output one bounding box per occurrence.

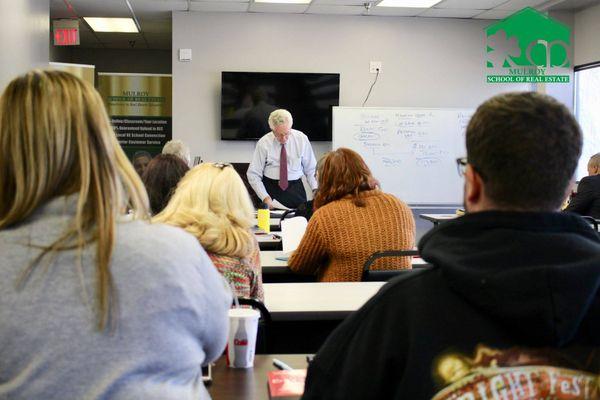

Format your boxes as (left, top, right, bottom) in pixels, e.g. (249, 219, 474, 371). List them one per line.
(235, 297, 271, 354)
(581, 216, 599, 231)
(278, 209, 296, 229)
(362, 250, 426, 282)
(236, 297, 272, 324)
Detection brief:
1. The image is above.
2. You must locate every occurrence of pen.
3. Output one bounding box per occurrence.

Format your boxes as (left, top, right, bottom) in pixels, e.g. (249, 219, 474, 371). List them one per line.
(273, 358, 293, 371)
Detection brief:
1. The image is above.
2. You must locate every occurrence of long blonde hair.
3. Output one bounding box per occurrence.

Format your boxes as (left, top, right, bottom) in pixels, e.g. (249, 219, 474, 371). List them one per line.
(0, 70, 149, 331)
(154, 163, 255, 258)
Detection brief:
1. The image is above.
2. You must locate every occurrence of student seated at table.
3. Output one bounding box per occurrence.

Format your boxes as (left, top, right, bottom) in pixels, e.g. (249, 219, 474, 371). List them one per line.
(288, 148, 415, 281)
(564, 152, 600, 219)
(155, 163, 264, 301)
(142, 153, 190, 215)
(0, 70, 231, 399)
(302, 92, 600, 400)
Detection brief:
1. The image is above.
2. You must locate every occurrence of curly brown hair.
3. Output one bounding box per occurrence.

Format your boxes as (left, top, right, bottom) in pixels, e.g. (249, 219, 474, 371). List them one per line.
(313, 148, 378, 209)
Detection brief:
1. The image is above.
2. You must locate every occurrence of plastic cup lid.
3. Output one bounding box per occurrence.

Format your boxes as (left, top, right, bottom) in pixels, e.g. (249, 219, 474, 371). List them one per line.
(229, 308, 260, 318)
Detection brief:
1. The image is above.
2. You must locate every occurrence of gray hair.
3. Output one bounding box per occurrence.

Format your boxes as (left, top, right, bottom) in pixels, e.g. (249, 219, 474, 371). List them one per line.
(268, 109, 293, 131)
(589, 153, 600, 169)
(162, 139, 191, 167)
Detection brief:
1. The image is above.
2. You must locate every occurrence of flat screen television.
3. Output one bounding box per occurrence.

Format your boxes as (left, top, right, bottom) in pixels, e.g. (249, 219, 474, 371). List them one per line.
(221, 71, 340, 141)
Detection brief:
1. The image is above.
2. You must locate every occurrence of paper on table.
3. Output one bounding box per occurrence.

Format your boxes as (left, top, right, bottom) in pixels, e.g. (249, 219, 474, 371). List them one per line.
(271, 199, 292, 211)
(281, 216, 308, 253)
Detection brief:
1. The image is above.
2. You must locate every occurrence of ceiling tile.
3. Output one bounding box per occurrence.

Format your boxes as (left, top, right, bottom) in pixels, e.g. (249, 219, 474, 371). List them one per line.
(192, 0, 250, 2)
(142, 32, 172, 49)
(248, 2, 311, 13)
(97, 34, 149, 49)
(50, 0, 75, 18)
(547, 0, 600, 12)
(78, 29, 100, 43)
(434, 0, 507, 8)
(312, 0, 373, 4)
(190, 1, 250, 11)
(129, 0, 188, 12)
(368, 6, 426, 15)
(306, 4, 365, 13)
(472, 8, 515, 18)
(63, 0, 131, 18)
(138, 18, 172, 33)
(495, 0, 548, 10)
(419, 7, 483, 17)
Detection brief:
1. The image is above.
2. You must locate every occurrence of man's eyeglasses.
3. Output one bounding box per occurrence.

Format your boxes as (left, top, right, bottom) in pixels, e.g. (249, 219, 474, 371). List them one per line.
(456, 157, 468, 177)
(213, 162, 232, 169)
(456, 157, 486, 180)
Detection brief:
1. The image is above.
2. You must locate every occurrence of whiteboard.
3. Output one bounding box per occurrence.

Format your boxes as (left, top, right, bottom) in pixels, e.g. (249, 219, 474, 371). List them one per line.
(332, 107, 474, 205)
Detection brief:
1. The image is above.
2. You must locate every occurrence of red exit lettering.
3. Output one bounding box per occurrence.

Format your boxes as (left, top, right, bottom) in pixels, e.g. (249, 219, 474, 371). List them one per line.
(54, 28, 78, 46)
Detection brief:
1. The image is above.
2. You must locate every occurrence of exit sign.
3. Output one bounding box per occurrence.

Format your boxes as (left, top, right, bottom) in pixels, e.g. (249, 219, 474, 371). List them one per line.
(53, 19, 80, 46)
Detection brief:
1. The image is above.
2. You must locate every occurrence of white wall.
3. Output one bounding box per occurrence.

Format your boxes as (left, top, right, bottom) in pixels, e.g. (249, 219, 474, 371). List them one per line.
(538, 11, 575, 111)
(0, 0, 49, 90)
(172, 12, 529, 163)
(575, 3, 600, 66)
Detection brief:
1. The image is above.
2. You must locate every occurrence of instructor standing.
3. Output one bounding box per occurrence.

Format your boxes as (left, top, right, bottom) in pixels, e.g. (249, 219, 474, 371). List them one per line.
(247, 109, 317, 209)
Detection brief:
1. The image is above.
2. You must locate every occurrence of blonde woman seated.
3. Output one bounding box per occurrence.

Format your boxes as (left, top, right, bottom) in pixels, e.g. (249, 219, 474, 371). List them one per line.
(155, 163, 264, 301)
(288, 148, 415, 281)
(0, 70, 231, 399)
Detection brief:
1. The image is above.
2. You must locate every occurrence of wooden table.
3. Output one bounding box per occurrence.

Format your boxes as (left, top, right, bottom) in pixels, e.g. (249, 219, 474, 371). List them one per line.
(208, 354, 309, 400)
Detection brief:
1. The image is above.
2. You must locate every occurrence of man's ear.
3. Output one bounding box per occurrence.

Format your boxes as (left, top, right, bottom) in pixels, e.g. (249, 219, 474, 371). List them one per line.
(464, 165, 485, 211)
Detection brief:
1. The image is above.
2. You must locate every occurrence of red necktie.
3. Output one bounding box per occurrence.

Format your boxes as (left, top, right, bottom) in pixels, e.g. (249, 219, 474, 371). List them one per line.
(279, 144, 288, 191)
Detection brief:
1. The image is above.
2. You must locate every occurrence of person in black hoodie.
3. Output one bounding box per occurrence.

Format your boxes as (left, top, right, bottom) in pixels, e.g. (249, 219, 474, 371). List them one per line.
(301, 92, 600, 400)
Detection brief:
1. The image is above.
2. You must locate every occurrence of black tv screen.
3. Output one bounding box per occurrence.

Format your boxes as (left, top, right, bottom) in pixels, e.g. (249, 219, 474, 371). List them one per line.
(221, 72, 339, 141)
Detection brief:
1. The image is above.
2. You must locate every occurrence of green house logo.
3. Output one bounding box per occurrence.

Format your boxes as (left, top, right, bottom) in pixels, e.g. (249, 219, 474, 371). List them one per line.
(486, 7, 571, 84)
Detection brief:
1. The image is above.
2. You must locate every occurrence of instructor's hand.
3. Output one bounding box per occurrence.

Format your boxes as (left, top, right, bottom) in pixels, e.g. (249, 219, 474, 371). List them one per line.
(263, 197, 273, 209)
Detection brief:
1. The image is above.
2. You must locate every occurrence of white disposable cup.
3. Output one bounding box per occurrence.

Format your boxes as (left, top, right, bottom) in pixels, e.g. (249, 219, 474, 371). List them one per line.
(227, 308, 260, 368)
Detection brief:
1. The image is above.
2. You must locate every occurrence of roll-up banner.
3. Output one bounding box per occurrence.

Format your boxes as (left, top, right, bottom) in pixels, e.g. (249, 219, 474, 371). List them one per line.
(97, 73, 172, 171)
(48, 62, 95, 86)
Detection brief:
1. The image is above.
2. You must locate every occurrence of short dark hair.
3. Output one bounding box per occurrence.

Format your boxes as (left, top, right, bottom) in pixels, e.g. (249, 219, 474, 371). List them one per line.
(466, 92, 582, 211)
(142, 154, 190, 215)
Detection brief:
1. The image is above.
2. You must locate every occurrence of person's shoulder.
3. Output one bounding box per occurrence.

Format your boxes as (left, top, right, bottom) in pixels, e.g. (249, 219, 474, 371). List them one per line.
(378, 191, 411, 210)
(582, 175, 600, 187)
(256, 132, 274, 145)
(114, 220, 208, 273)
(312, 200, 344, 219)
(369, 267, 440, 307)
(291, 129, 309, 140)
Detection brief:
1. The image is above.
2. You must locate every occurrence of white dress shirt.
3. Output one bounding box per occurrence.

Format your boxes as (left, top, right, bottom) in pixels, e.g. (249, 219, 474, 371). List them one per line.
(247, 129, 318, 201)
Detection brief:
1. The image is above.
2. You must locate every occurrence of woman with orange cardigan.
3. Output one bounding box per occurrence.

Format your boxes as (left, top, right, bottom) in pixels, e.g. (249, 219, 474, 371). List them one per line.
(288, 148, 415, 281)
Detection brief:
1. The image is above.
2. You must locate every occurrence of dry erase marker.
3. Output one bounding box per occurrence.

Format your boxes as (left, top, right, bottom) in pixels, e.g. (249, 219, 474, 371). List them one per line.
(273, 358, 293, 370)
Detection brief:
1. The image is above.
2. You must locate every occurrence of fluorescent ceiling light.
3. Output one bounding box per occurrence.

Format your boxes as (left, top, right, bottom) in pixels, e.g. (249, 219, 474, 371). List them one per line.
(377, 0, 440, 7)
(83, 17, 139, 33)
(254, 0, 312, 3)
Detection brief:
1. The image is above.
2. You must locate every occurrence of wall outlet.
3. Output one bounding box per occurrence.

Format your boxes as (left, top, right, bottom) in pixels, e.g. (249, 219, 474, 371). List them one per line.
(179, 48, 192, 62)
(370, 61, 382, 74)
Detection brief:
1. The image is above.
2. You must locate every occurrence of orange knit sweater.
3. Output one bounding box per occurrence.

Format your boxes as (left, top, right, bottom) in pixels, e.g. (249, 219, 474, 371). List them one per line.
(288, 189, 415, 282)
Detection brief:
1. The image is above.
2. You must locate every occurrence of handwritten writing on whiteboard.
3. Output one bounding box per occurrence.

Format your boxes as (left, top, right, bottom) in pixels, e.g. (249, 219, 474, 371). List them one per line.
(333, 107, 474, 204)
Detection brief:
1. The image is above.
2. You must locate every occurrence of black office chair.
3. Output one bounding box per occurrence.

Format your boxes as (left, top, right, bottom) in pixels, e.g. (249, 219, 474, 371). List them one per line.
(278, 209, 296, 230)
(361, 250, 429, 282)
(235, 297, 271, 354)
(581, 216, 599, 231)
(230, 162, 262, 208)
